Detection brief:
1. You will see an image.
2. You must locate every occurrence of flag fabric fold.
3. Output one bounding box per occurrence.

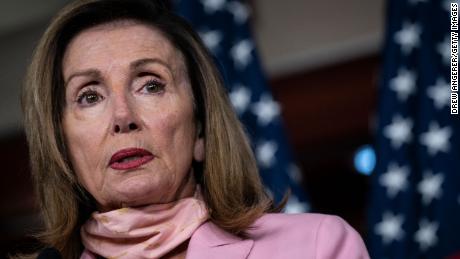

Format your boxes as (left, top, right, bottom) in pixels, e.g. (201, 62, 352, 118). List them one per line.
(369, 0, 460, 258)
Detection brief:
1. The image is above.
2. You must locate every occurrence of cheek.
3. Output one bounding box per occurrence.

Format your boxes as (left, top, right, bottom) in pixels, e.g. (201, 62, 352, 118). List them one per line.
(143, 104, 196, 159)
(62, 112, 110, 186)
(141, 93, 195, 139)
(149, 112, 190, 148)
(63, 103, 111, 157)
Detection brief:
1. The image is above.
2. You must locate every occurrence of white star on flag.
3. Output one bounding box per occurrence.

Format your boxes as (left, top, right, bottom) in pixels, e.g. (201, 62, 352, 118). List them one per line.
(379, 162, 410, 198)
(427, 78, 451, 110)
(199, 30, 223, 54)
(394, 22, 421, 55)
(230, 39, 253, 69)
(383, 115, 413, 149)
(414, 219, 439, 251)
(251, 94, 281, 126)
(288, 164, 303, 184)
(229, 85, 251, 114)
(284, 195, 310, 214)
(256, 140, 278, 168)
(420, 122, 452, 156)
(418, 171, 444, 205)
(390, 68, 417, 101)
(375, 212, 405, 244)
(200, 0, 226, 13)
(227, 1, 249, 24)
(437, 36, 450, 65)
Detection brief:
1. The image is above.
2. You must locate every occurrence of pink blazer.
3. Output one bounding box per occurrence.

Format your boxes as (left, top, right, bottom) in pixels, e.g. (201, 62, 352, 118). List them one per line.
(185, 213, 370, 259)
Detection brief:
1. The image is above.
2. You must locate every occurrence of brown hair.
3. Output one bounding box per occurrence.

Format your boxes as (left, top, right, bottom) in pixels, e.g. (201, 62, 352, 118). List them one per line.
(21, 0, 285, 258)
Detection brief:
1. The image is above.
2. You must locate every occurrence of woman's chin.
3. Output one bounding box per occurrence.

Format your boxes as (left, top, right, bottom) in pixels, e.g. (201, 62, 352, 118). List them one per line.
(103, 174, 168, 208)
(94, 170, 196, 210)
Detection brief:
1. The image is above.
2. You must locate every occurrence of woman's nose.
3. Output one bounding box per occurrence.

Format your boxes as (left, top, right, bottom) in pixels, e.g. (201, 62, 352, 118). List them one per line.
(112, 96, 141, 134)
(114, 122, 139, 133)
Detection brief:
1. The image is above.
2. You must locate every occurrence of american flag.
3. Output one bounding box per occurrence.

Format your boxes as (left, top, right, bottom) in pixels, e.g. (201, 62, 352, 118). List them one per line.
(173, 0, 309, 213)
(368, 0, 460, 258)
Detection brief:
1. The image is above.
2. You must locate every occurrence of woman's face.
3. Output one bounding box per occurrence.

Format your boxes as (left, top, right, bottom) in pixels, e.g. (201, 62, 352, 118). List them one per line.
(62, 21, 204, 210)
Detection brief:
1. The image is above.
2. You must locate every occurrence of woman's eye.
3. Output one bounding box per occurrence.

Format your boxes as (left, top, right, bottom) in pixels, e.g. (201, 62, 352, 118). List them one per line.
(77, 90, 103, 106)
(142, 80, 165, 94)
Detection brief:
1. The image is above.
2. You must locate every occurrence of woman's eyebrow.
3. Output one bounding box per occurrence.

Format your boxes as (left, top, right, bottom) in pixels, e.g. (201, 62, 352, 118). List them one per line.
(65, 69, 101, 88)
(65, 58, 172, 87)
(130, 58, 173, 73)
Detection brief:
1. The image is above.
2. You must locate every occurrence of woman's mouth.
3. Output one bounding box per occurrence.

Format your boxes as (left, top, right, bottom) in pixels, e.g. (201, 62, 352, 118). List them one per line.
(109, 148, 154, 170)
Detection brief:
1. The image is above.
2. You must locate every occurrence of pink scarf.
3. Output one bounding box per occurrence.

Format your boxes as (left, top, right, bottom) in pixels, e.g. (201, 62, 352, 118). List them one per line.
(80, 189, 208, 259)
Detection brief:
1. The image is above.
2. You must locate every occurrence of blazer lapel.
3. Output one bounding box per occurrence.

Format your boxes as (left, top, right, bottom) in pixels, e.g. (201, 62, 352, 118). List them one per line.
(186, 221, 254, 259)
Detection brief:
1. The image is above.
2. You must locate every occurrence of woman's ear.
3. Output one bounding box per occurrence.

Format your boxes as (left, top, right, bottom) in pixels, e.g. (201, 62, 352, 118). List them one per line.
(193, 137, 204, 162)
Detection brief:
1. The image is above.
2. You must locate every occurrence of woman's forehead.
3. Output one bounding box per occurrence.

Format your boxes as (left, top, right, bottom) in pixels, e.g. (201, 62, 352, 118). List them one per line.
(62, 19, 186, 77)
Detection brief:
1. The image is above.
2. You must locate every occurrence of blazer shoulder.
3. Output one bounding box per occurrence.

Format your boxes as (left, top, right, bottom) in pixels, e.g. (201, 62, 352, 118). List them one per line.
(249, 212, 336, 234)
(309, 214, 370, 259)
(247, 213, 370, 259)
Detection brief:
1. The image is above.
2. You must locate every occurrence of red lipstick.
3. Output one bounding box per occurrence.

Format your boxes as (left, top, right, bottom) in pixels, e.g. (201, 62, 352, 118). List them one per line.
(109, 148, 154, 170)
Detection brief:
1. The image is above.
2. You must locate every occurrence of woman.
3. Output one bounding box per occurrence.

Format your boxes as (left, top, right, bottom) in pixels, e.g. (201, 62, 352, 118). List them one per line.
(21, 0, 370, 258)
